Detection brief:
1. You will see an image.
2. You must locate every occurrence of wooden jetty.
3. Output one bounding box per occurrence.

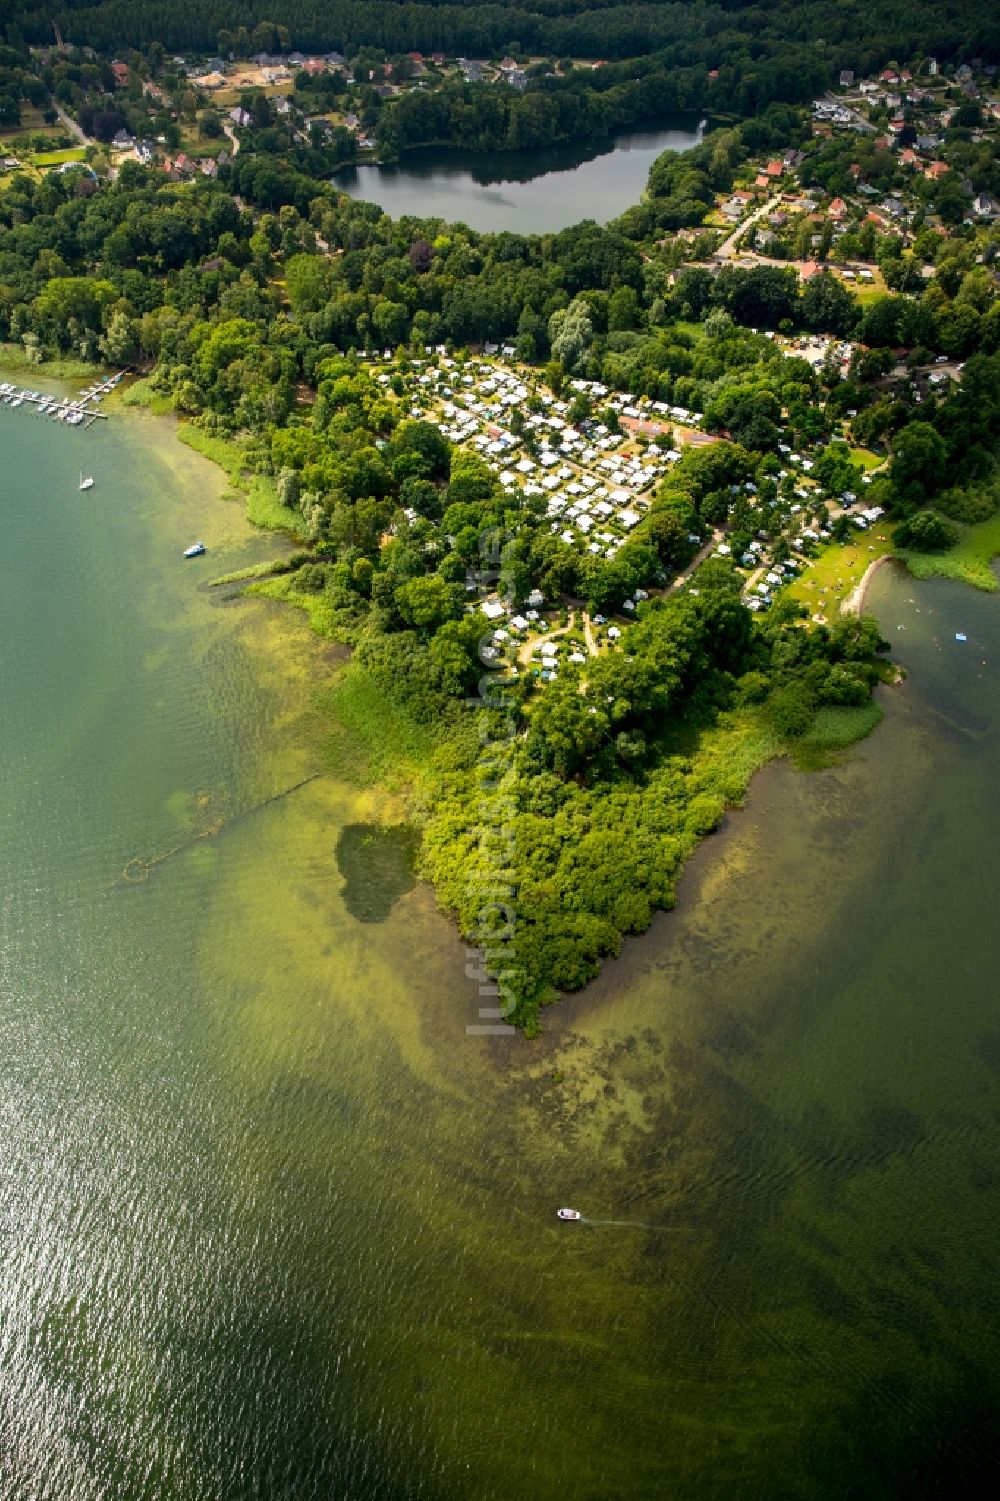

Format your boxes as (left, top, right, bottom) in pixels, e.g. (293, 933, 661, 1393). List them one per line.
(0, 369, 127, 429)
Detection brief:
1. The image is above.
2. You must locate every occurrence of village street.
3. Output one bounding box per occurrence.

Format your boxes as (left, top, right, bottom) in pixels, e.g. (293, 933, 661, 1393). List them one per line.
(714, 194, 783, 259)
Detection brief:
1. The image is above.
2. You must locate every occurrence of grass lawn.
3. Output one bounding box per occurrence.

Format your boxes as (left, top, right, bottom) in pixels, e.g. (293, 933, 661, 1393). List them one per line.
(849, 445, 884, 471)
(854, 281, 886, 306)
(899, 510, 1000, 592)
(671, 320, 706, 344)
(787, 526, 896, 615)
(31, 147, 86, 166)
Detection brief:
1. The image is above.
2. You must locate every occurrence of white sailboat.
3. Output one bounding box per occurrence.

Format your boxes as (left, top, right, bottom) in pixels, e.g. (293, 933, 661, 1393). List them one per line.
(79, 471, 94, 491)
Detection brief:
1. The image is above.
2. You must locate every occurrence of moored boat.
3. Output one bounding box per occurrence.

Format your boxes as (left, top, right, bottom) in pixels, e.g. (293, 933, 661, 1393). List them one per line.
(557, 1207, 582, 1221)
(183, 541, 206, 558)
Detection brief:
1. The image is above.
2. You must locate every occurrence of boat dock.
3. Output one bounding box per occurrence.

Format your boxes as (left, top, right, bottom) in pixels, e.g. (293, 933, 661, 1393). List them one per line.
(0, 369, 127, 429)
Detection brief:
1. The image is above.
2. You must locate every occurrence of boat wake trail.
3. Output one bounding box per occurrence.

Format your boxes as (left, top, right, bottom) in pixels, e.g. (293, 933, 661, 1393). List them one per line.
(579, 1217, 691, 1231)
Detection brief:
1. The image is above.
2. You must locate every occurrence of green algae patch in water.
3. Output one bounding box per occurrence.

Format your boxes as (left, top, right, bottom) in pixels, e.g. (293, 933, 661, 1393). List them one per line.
(335, 822, 422, 923)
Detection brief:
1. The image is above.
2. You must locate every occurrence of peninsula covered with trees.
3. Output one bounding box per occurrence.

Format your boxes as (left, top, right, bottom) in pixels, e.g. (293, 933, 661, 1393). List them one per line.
(3, 5, 1000, 1028)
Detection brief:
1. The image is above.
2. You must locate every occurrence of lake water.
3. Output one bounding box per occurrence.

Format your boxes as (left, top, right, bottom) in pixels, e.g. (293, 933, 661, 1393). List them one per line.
(333, 119, 706, 233)
(2, 384, 1000, 1498)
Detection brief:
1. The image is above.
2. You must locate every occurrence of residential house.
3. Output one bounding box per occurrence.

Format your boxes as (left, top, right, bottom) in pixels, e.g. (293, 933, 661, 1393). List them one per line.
(924, 160, 949, 180)
(110, 61, 129, 87)
(229, 107, 251, 127)
(973, 192, 997, 217)
(839, 70, 854, 87)
(765, 159, 783, 178)
(112, 128, 135, 149)
(828, 197, 848, 220)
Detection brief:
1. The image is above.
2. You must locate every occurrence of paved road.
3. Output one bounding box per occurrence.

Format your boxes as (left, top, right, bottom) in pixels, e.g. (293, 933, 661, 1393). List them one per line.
(670, 528, 724, 590)
(54, 102, 91, 147)
(715, 195, 782, 260)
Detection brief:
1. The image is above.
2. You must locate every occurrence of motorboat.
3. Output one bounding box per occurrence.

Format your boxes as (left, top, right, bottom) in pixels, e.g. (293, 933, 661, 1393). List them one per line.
(183, 541, 206, 558)
(557, 1207, 582, 1221)
(79, 472, 94, 491)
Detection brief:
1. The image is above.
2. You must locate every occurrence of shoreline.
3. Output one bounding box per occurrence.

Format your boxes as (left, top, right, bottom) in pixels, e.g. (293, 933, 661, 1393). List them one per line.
(137, 402, 890, 1033)
(349, 110, 709, 173)
(841, 553, 895, 616)
(4, 358, 889, 1032)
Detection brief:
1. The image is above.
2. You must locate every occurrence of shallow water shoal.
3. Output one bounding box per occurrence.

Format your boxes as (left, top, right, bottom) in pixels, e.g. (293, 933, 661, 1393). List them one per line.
(2, 392, 999, 1498)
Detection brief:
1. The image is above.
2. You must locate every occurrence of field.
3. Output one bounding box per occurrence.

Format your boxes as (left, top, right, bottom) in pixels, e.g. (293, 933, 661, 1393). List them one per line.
(787, 526, 896, 616)
(0, 105, 49, 141)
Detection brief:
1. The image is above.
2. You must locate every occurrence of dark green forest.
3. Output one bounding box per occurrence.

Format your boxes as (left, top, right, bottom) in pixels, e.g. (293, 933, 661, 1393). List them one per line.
(6, 2, 998, 72)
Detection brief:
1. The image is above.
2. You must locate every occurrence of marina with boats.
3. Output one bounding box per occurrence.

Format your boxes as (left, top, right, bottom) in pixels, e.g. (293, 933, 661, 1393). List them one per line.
(0, 369, 126, 429)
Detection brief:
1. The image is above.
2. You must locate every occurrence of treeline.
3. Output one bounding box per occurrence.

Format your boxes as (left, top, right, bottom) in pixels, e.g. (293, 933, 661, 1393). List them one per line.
(6, 2, 998, 72)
